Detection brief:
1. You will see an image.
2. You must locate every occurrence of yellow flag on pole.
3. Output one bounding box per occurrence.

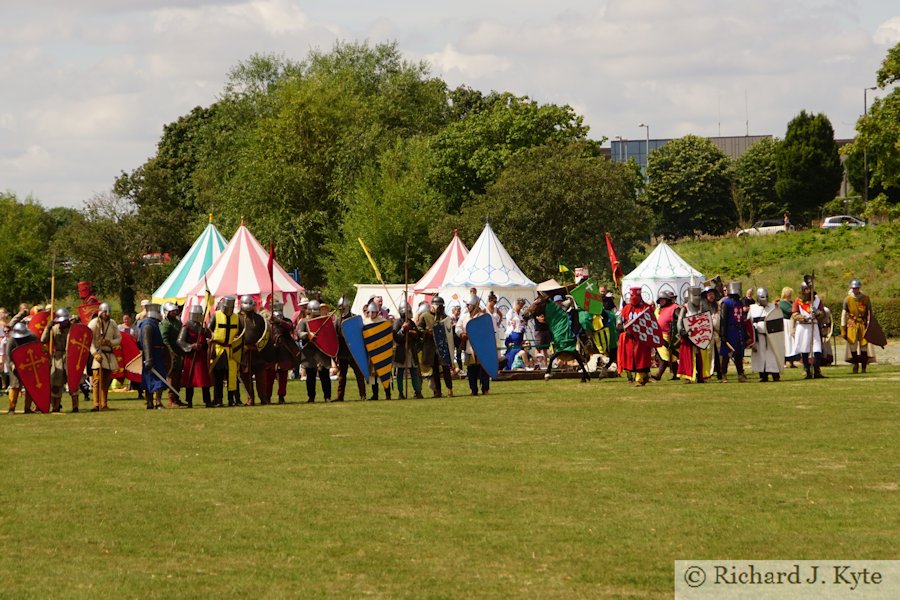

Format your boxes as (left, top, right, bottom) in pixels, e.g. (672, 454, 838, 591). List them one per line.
(358, 238, 384, 283)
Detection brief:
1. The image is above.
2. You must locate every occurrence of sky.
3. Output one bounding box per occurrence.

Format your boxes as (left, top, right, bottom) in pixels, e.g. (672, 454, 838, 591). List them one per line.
(1, 0, 898, 208)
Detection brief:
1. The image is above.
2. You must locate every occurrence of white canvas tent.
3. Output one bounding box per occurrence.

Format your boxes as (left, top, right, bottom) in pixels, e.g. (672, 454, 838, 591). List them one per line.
(441, 223, 538, 314)
(621, 242, 704, 304)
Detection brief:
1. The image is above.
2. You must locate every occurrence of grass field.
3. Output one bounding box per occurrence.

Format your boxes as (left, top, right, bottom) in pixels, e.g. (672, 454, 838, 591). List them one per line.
(2, 365, 899, 599)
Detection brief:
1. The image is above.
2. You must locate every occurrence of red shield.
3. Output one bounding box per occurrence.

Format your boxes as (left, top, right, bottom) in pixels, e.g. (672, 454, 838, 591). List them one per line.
(630, 310, 664, 348)
(11, 341, 51, 413)
(77, 301, 100, 326)
(307, 315, 338, 358)
(118, 331, 142, 383)
(685, 312, 713, 350)
(66, 324, 93, 392)
(27, 310, 51, 338)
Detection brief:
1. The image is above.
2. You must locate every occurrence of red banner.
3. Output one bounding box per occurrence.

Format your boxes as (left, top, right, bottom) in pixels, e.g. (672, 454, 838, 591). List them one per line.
(605, 233, 623, 290)
(66, 324, 93, 393)
(307, 315, 338, 358)
(11, 341, 51, 413)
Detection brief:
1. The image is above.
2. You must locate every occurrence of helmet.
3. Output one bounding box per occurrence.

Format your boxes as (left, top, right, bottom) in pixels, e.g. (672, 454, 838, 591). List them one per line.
(98, 302, 111, 315)
(221, 296, 236, 315)
(337, 296, 348, 309)
(466, 294, 480, 308)
(240, 295, 256, 312)
(628, 287, 643, 306)
(701, 284, 716, 295)
(552, 295, 564, 302)
(366, 302, 379, 315)
(163, 302, 178, 317)
(145, 303, 162, 321)
(398, 303, 410, 316)
(727, 281, 742, 296)
(271, 300, 284, 313)
(54, 307, 71, 323)
(417, 302, 430, 316)
(432, 296, 445, 307)
(189, 305, 204, 324)
(756, 288, 769, 303)
(308, 299, 321, 317)
(11, 322, 32, 339)
(657, 290, 676, 303)
(689, 286, 702, 303)
(850, 279, 862, 289)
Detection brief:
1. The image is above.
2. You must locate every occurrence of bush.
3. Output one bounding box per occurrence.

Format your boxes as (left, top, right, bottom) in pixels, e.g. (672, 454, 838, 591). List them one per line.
(877, 297, 900, 337)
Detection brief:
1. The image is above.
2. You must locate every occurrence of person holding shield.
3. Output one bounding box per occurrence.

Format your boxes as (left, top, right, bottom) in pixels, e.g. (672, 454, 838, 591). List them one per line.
(89, 303, 121, 411)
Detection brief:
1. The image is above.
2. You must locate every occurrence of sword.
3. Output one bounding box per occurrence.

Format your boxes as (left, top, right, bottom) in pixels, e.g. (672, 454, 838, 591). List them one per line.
(150, 366, 181, 402)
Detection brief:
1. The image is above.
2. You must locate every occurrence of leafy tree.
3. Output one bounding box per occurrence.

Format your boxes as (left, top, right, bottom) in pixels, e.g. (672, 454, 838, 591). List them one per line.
(324, 138, 443, 298)
(428, 92, 591, 214)
(843, 43, 900, 202)
(731, 137, 780, 226)
(53, 193, 165, 315)
(0, 193, 58, 308)
(192, 42, 449, 289)
(447, 141, 651, 282)
(775, 111, 843, 223)
(644, 135, 734, 239)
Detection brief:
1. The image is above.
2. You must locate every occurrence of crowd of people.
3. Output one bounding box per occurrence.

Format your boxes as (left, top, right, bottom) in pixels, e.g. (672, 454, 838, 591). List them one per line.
(0, 276, 880, 414)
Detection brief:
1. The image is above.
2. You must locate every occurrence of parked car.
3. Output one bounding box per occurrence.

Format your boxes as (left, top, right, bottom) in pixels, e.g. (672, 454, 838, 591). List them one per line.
(820, 215, 866, 229)
(737, 219, 793, 237)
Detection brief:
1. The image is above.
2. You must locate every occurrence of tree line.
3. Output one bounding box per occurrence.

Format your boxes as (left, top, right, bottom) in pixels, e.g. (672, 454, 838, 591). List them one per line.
(3, 41, 897, 313)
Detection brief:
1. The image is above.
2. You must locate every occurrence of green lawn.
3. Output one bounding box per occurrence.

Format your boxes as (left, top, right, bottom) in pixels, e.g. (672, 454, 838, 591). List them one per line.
(2, 366, 898, 599)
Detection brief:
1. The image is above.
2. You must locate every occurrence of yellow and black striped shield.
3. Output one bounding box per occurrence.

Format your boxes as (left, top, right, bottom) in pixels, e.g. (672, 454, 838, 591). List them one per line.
(362, 319, 394, 389)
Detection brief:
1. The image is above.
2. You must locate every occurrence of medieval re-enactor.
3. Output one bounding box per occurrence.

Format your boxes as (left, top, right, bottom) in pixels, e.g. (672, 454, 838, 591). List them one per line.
(238, 295, 273, 405)
(841, 279, 875, 374)
(748, 288, 783, 382)
(137, 303, 168, 409)
(209, 296, 243, 407)
(334, 296, 366, 402)
(296, 300, 332, 403)
(652, 290, 679, 381)
(677, 285, 713, 384)
(420, 297, 456, 398)
(89, 302, 121, 411)
(41, 308, 81, 412)
(719, 281, 750, 383)
(6, 317, 37, 414)
(617, 287, 654, 386)
(393, 303, 423, 399)
(160, 302, 187, 407)
(792, 280, 826, 380)
(456, 294, 491, 396)
(178, 305, 212, 408)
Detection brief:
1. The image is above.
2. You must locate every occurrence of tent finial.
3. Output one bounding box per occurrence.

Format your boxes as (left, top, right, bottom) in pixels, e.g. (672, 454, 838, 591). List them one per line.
(209, 213, 213, 223)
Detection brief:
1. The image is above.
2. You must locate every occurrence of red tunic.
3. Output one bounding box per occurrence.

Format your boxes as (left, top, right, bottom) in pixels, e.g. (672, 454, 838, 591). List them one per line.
(180, 325, 212, 388)
(618, 304, 654, 372)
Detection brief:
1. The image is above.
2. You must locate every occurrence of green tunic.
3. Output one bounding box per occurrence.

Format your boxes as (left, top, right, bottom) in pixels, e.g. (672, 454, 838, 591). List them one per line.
(545, 301, 577, 353)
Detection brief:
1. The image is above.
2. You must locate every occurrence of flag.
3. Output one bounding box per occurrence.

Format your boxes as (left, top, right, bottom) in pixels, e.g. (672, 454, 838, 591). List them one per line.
(358, 238, 384, 283)
(571, 280, 606, 315)
(267, 241, 275, 281)
(558, 264, 570, 274)
(605, 233, 624, 290)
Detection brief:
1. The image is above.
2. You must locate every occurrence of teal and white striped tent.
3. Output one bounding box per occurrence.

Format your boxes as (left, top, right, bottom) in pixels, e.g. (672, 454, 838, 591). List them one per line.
(151, 218, 227, 303)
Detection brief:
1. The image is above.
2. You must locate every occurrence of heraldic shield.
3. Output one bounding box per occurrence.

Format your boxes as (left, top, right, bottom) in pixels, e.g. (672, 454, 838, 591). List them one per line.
(631, 310, 664, 348)
(66, 324, 93, 393)
(685, 312, 713, 350)
(307, 315, 339, 358)
(12, 341, 51, 413)
(27, 310, 51, 338)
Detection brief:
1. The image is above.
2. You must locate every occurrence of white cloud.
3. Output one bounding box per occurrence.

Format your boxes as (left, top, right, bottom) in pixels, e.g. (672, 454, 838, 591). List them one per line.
(874, 16, 900, 45)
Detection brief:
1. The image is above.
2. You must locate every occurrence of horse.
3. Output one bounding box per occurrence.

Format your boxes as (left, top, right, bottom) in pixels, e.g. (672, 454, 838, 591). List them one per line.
(522, 295, 591, 382)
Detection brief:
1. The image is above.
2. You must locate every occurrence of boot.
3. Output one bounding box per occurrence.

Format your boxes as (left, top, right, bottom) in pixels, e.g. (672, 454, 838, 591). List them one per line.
(814, 368, 826, 379)
(7, 388, 18, 414)
(278, 395, 285, 404)
(368, 384, 379, 401)
(860, 353, 868, 373)
(852, 363, 859, 374)
(650, 363, 666, 381)
(737, 372, 748, 383)
(71, 395, 79, 413)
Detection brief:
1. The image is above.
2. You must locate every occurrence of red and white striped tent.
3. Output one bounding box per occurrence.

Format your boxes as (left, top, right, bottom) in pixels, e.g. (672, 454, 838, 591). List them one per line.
(183, 223, 304, 318)
(414, 229, 469, 293)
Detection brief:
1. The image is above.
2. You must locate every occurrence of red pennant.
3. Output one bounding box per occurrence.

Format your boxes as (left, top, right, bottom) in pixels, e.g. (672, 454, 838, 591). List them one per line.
(605, 233, 623, 290)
